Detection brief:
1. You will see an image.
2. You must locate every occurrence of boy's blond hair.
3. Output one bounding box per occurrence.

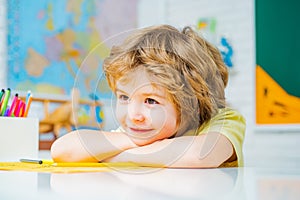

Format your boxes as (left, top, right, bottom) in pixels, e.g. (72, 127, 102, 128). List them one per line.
(103, 25, 228, 135)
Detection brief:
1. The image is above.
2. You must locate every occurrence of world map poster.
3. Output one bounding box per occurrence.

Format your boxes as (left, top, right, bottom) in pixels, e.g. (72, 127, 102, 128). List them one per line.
(7, 0, 138, 99)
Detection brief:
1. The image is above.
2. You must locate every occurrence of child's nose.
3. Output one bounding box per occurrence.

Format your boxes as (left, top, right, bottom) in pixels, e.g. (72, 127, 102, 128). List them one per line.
(128, 102, 146, 123)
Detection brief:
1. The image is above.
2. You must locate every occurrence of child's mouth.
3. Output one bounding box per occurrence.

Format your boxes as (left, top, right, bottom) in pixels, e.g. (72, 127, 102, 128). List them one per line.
(129, 127, 154, 134)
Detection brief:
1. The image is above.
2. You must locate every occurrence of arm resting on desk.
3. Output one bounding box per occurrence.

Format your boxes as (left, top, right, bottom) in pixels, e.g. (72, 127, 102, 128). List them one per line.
(105, 133, 235, 168)
(51, 129, 137, 162)
(51, 130, 234, 168)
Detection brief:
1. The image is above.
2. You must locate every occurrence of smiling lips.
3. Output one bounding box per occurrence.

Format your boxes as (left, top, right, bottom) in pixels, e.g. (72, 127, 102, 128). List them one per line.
(129, 127, 154, 134)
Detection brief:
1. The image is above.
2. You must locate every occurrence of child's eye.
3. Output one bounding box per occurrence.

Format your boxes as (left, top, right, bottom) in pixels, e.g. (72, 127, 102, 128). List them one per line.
(118, 94, 129, 103)
(145, 98, 159, 105)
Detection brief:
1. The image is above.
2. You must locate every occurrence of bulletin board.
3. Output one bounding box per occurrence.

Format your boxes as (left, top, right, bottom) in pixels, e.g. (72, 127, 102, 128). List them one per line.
(255, 0, 300, 126)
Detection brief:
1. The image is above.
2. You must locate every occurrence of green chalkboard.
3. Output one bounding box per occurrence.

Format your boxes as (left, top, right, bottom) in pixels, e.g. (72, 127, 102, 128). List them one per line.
(255, 0, 300, 97)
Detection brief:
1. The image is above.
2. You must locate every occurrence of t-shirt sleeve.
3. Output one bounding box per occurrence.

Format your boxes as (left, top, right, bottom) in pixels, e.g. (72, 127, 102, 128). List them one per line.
(198, 108, 246, 167)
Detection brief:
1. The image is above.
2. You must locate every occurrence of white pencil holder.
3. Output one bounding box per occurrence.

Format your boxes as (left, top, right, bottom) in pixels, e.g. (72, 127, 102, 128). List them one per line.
(0, 117, 39, 161)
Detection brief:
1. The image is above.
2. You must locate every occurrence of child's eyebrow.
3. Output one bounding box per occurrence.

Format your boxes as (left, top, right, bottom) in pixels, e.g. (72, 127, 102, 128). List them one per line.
(115, 88, 127, 94)
(115, 88, 166, 99)
(141, 92, 166, 99)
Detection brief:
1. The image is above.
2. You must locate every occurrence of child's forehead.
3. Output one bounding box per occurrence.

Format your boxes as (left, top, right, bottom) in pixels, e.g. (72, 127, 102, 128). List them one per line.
(116, 74, 165, 96)
(115, 66, 175, 102)
(117, 67, 154, 87)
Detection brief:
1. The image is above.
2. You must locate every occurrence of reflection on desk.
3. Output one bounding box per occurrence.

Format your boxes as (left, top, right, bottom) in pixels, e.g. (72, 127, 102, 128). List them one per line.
(50, 167, 242, 199)
(1, 167, 300, 200)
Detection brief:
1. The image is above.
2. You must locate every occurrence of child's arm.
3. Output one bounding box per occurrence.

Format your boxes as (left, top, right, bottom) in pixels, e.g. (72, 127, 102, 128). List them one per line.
(105, 132, 234, 168)
(51, 129, 137, 162)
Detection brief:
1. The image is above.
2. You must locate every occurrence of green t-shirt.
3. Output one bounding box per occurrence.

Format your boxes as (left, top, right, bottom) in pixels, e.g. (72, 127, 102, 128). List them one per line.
(183, 107, 246, 167)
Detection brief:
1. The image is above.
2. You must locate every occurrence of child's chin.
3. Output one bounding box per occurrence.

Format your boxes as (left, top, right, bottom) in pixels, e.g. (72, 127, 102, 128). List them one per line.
(131, 138, 154, 146)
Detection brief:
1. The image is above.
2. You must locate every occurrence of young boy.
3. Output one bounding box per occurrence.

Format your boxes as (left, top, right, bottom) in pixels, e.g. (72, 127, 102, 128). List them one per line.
(51, 25, 246, 168)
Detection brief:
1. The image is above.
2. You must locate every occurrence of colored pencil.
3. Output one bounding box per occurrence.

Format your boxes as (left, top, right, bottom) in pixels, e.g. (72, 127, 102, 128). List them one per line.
(7, 93, 18, 117)
(23, 93, 32, 117)
(14, 99, 24, 117)
(0, 88, 11, 116)
(0, 89, 5, 102)
(20, 159, 54, 165)
(13, 98, 21, 117)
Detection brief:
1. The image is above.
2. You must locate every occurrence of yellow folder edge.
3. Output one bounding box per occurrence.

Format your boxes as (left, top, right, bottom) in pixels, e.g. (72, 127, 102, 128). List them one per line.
(0, 159, 165, 173)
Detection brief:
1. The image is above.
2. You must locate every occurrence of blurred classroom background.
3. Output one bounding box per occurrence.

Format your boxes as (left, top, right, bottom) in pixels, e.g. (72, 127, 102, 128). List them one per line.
(0, 0, 299, 167)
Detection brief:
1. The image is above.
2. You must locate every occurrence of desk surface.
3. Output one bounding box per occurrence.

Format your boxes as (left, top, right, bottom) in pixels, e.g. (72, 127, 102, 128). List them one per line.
(2, 130, 300, 200)
(1, 166, 300, 200)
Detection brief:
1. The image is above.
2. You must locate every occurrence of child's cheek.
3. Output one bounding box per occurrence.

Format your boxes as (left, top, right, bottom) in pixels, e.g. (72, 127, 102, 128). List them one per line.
(115, 103, 128, 124)
(151, 104, 178, 135)
(150, 106, 168, 128)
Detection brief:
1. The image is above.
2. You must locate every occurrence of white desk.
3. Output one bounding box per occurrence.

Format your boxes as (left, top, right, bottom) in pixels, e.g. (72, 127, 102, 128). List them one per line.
(2, 130, 300, 200)
(1, 166, 300, 200)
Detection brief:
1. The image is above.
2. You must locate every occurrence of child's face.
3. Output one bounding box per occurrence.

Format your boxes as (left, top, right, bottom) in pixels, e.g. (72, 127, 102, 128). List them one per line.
(115, 68, 178, 146)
